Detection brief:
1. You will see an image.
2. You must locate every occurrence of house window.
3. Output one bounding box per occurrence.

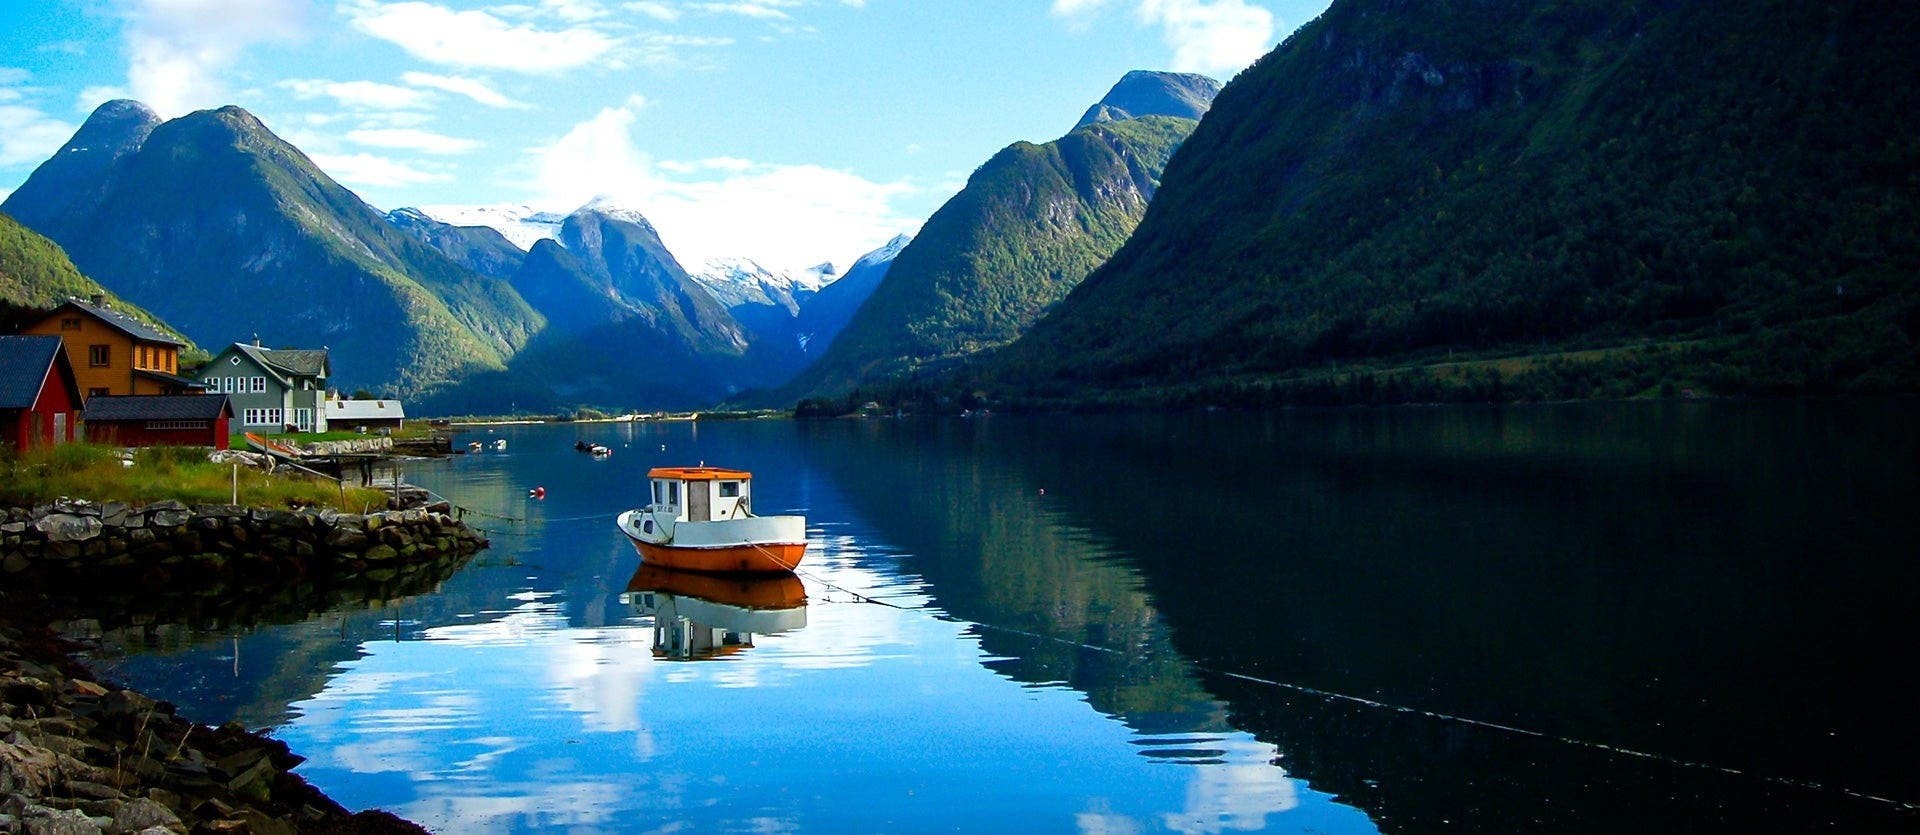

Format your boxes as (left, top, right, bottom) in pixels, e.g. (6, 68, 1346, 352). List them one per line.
(221, 377, 233, 393)
(146, 420, 209, 430)
(60, 317, 81, 331)
(204, 377, 218, 389)
(88, 345, 109, 367)
(252, 376, 266, 392)
(89, 387, 109, 397)
(242, 408, 285, 426)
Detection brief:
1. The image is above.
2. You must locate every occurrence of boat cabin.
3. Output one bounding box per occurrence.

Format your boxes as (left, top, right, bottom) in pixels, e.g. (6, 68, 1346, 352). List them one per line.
(649, 466, 753, 522)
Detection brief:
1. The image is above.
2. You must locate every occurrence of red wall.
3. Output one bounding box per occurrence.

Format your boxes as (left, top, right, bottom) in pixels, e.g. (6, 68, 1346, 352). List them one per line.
(87, 418, 229, 450)
(5, 364, 80, 450)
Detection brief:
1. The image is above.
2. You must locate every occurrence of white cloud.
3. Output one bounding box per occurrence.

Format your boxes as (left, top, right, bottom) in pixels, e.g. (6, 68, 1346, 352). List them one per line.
(400, 71, 528, 109)
(0, 74, 78, 167)
(312, 151, 454, 187)
(76, 86, 131, 112)
(280, 79, 430, 110)
(344, 1, 618, 72)
(117, 0, 313, 118)
(0, 106, 75, 169)
(1053, 0, 1275, 77)
(1051, 0, 1115, 17)
(623, 2, 682, 22)
(528, 100, 920, 269)
(347, 127, 481, 154)
(691, 2, 794, 21)
(1136, 0, 1275, 75)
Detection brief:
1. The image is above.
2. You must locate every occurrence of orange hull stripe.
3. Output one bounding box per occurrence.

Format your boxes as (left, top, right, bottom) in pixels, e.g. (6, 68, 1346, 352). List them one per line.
(631, 540, 806, 574)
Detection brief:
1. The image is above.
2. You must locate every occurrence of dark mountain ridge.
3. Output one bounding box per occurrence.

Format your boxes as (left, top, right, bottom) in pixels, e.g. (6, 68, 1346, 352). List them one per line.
(989, 0, 1920, 405)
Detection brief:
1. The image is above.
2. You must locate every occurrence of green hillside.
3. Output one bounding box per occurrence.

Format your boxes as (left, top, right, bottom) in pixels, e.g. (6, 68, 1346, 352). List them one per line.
(2, 104, 543, 397)
(0, 211, 189, 347)
(989, 0, 1920, 407)
(778, 115, 1199, 403)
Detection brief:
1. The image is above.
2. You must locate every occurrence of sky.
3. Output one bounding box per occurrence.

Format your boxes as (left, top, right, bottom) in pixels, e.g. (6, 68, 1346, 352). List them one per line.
(0, 0, 1332, 272)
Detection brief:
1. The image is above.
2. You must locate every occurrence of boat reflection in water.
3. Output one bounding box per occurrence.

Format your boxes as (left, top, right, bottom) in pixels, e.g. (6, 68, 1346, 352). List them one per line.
(620, 563, 808, 660)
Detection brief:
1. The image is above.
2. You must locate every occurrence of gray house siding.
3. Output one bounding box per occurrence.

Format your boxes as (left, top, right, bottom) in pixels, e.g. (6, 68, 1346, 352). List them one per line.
(200, 344, 329, 432)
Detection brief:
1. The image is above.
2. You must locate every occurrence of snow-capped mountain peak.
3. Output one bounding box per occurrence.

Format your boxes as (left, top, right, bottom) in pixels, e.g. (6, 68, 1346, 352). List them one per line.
(412, 203, 564, 251)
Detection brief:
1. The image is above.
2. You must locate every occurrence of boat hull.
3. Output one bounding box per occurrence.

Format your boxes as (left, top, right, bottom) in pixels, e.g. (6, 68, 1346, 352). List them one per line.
(616, 509, 807, 573)
(631, 540, 806, 573)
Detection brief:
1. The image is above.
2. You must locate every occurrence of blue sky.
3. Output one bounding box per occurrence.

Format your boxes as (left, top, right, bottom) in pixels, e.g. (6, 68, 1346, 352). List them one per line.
(0, 0, 1332, 270)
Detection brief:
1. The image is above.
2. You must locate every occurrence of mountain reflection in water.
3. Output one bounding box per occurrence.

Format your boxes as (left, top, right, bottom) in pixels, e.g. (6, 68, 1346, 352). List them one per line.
(67, 402, 1918, 833)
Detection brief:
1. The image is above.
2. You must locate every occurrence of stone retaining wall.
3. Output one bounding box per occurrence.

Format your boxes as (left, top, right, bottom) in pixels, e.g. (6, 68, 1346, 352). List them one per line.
(2, 616, 428, 834)
(1, 499, 487, 589)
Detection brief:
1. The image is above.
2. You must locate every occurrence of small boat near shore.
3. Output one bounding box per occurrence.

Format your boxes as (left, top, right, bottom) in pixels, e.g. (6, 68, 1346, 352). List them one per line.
(615, 466, 806, 573)
(243, 432, 302, 460)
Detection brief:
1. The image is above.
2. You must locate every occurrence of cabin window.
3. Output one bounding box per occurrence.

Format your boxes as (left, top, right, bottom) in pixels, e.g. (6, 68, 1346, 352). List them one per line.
(718, 482, 740, 498)
(60, 317, 81, 331)
(668, 481, 680, 507)
(651, 481, 662, 506)
(88, 345, 109, 367)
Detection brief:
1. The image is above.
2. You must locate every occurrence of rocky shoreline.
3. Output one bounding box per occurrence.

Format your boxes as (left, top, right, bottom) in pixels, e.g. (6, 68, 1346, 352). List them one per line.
(2, 500, 489, 833)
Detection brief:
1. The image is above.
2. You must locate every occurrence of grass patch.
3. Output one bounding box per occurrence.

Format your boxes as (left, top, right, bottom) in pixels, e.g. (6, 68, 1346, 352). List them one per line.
(1, 442, 389, 511)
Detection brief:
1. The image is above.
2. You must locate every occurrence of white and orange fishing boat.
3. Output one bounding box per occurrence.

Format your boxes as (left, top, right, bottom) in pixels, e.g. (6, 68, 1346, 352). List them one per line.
(615, 466, 806, 573)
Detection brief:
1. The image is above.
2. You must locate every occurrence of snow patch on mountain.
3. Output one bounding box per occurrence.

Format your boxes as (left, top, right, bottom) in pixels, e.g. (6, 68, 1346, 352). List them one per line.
(413, 203, 564, 251)
(691, 257, 839, 311)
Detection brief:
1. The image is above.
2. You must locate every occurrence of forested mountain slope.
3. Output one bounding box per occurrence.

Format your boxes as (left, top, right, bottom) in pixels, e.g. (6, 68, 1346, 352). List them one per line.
(991, 0, 1920, 406)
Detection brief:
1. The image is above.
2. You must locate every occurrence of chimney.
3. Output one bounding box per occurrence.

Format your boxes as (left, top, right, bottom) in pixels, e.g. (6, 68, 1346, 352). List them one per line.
(253, 334, 261, 347)
(90, 293, 105, 307)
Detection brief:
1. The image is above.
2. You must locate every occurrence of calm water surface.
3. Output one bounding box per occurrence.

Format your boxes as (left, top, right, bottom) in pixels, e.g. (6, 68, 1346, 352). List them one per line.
(81, 402, 1920, 833)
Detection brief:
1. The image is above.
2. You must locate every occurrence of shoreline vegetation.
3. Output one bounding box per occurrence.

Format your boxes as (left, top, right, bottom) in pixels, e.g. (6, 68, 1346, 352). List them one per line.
(1, 441, 484, 833)
(2, 444, 389, 513)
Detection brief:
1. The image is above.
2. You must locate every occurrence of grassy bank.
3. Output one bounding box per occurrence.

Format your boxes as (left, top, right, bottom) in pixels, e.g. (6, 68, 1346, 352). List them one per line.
(1, 442, 389, 511)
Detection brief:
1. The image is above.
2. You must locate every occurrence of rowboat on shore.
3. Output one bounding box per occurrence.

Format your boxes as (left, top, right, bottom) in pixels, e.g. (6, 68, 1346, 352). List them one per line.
(243, 432, 302, 459)
(614, 466, 806, 573)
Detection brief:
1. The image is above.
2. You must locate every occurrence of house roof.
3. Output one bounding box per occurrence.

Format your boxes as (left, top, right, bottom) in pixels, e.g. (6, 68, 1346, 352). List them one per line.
(135, 369, 210, 390)
(83, 394, 233, 421)
(325, 399, 406, 420)
(0, 335, 77, 410)
(229, 343, 329, 381)
(51, 299, 186, 347)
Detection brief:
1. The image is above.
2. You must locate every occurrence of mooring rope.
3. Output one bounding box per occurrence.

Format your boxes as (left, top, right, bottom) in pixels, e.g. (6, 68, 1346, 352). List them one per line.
(410, 490, 1918, 812)
(784, 557, 1920, 813)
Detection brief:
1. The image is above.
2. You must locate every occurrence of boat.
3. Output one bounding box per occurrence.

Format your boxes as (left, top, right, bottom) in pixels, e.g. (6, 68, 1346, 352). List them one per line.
(622, 563, 807, 660)
(243, 432, 302, 460)
(615, 466, 806, 573)
(574, 440, 613, 456)
(492, 439, 507, 451)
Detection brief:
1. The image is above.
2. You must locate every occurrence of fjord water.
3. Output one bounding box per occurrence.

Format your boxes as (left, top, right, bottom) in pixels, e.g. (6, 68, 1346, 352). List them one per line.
(84, 402, 1919, 832)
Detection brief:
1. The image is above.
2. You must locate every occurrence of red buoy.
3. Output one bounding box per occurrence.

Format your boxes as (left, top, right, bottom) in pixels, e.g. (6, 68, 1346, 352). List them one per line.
(529, 486, 546, 498)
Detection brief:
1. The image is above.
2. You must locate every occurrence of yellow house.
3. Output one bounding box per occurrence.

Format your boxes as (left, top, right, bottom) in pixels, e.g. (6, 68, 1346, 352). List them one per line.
(22, 296, 204, 398)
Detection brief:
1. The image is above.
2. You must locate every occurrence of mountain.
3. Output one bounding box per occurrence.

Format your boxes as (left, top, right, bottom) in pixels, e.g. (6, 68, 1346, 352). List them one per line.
(1, 102, 543, 397)
(0, 211, 184, 342)
(2, 100, 160, 244)
(419, 201, 760, 412)
(690, 257, 836, 340)
(414, 204, 564, 251)
(988, 0, 1920, 406)
(773, 71, 1217, 402)
(794, 234, 910, 356)
(1075, 71, 1222, 129)
(386, 208, 526, 281)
